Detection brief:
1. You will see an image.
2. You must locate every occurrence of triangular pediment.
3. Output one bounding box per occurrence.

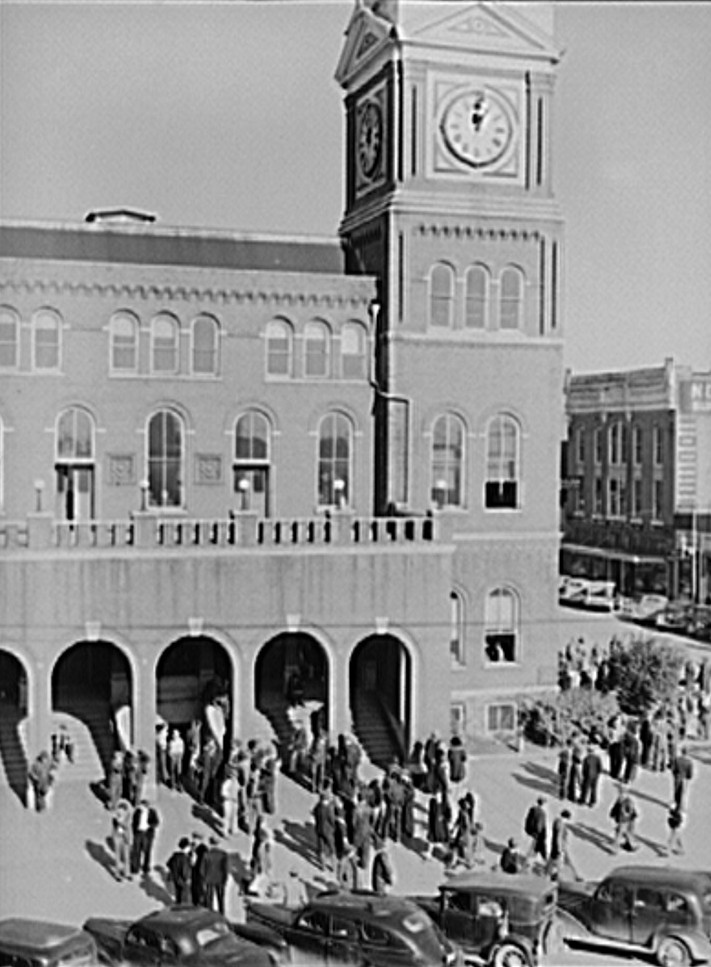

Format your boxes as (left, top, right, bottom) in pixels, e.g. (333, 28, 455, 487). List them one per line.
(397, 2, 560, 62)
(335, 4, 396, 88)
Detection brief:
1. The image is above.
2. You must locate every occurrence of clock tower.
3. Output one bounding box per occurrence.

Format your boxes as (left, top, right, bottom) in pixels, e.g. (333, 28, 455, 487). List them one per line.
(336, 1, 566, 730)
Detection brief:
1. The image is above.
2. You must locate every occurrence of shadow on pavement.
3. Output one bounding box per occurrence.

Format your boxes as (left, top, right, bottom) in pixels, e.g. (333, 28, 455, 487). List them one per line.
(275, 819, 320, 868)
(570, 822, 616, 855)
(191, 802, 223, 836)
(85, 838, 119, 880)
(139, 870, 173, 905)
(511, 760, 558, 797)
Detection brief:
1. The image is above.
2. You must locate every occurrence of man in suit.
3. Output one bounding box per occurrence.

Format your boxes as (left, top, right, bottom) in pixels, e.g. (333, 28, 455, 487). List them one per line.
(672, 746, 694, 810)
(167, 838, 192, 904)
(580, 742, 603, 807)
(131, 798, 160, 876)
(190, 833, 208, 906)
(523, 797, 548, 862)
(201, 835, 229, 914)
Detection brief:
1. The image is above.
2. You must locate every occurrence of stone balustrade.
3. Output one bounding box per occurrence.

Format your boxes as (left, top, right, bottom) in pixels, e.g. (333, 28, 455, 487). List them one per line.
(0, 510, 440, 552)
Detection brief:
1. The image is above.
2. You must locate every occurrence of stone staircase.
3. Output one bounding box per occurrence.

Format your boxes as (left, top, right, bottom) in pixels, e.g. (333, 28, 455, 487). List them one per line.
(48, 702, 115, 784)
(0, 708, 29, 802)
(351, 690, 403, 770)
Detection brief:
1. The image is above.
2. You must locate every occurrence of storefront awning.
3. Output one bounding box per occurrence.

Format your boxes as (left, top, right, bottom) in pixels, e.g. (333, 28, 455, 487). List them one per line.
(561, 543, 667, 566)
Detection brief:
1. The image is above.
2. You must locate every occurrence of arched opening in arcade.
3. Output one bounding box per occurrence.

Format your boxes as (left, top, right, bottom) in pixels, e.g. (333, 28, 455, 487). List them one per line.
(254, 633, 329, 755)
(51, 640, 132, 774)
(156, 636, 232, 761)
(0, 650, 29, 801)
(350, 634, 411, 769)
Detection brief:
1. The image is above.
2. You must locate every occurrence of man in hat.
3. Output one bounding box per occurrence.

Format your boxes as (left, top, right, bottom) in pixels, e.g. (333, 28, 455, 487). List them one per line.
(201, 835, 229, 914)
(167, 838, 192, 904)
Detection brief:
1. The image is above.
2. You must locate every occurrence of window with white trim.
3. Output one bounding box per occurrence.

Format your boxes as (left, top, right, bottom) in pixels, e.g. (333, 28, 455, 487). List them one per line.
(110, 311, 138, 373)
(234, 410, 271, 516)
(341, 322, 367, 379)
(499, 267, 524, 330)
(450, 591, 465, 666)
(147, 409, 184, 508)
(266, 318, 293, 377)
(431, 414, 464, 508)
(593, 427, 603, 466)
(487, 702, 517, 733)
(0, 306, 19, 369)
(151, 314, 179, 374)
(464, 265, 488, 329)
(575, 427, 585, 468)
(55, 406, 96, 521)
(484, 414, 519, 510)
(317, 412, 351, 508)
(191, 315, 219, 376)
(429, 263, 455, 328)
(632, 425, 643, 466)
(607, 475, 626, 519)
(32, 309, 61, 371)
(652, 479, 664, 521)
(484, 587, 519, 663)
(304, 320, 330, 378)
(653, 425, 663, 467)
(450, 703, 466, 736)
(608, 421, 626, 466)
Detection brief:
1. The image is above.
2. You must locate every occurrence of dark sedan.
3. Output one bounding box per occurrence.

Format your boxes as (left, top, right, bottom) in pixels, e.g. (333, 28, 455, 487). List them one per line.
(556, 865, 711, 967)
(245, 888, 463, 966)
(83, 906, 280, 967)
(0, 918, 98, 967)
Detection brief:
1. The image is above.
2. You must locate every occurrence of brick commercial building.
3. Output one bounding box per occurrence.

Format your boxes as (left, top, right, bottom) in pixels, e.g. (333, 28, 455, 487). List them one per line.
(0, 1, 565, 786)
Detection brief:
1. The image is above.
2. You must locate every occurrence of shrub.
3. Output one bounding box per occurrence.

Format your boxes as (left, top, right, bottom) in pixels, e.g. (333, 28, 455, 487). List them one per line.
(518, 689, 619, 747)
(608, 635, 684, 716)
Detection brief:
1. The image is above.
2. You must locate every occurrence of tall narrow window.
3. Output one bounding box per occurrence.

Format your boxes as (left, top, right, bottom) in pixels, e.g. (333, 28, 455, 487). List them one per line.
(55, 407, 95, 521)
(608, 421, 626, 466)
(192, 315, 219, 376)
(431, 414, 464, 508)
(464, 265, 488, 329)
(429, 263, 455, 328)
(652, 479, 664, 521)
(110, 311, 138, 373)
(318, 412, 351, 508)
(484, 587, 519, 663)
(234, 410, 271, 516)
(0, 306, 19, 369)
(593, 427, 603, 465)
(341, 322, 367, 379)
(304, 320, 330, 378)
(653, 425, 663, 466)
(485, 414, 519, 510)
(33, 309, 61, 371)
(450, 591, 465, 666)
(151, 314, 179, 374)
(575, 427, 585, 467)
(266, 319, 293, 377)
(499, 267, 524, 330)
(632, 425, 643, 466)
(147, 409, 184, 508)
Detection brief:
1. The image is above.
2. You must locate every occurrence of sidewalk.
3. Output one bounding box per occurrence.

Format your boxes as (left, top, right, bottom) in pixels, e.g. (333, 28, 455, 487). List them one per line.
(2, 743, 710, 925)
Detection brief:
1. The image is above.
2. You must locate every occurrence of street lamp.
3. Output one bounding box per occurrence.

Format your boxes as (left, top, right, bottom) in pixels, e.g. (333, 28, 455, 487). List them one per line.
(238, 476, 251, 511)
(33, 479, 45, 513)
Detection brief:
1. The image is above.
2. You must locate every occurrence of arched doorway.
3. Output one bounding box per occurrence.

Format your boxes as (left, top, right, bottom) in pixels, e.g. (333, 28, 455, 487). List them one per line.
(255, 633, 329, 753)
(156, 636, 232, 755)
(52, 641, 132, 775)
(0, 650, 29, 801)
(350, 635, 411, 768)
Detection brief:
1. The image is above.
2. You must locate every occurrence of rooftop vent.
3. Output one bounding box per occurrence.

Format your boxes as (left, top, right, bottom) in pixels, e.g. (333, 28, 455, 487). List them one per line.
(84, 208, 157, 224)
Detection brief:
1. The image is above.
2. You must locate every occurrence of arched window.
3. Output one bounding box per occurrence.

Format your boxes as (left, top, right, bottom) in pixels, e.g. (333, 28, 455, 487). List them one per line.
(55, 407, 95, 520)
(484, 587, 519, 663)
(465, 265, 488, 329)
(318, 412, 352, 508)
(192, 315, 220, 376)
(341, 322, 367, 379)
(431, 414, 464, 508)
(304, 320, 330, 378)
(0, 306, 19, 369)
(485, 414, 519, 509)
(151, 314, 179, 374)
(499, 267, 524, 330)
(234, 410, 271, 516)
(266, 319, 293, 377)
(32, 309, 61, 371)
(110, 312, 138, 373)
(450, 591, 465, 666)
(430, 263, 455, 328)
(147, 409, 184, 508)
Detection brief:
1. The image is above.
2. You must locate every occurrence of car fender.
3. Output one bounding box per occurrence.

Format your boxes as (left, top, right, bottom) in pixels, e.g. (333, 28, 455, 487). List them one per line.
(553, 909, 593, 944)
(230, 920, 289, 954)
(488, 936, 535, 967)
(653, 927, 711, 963)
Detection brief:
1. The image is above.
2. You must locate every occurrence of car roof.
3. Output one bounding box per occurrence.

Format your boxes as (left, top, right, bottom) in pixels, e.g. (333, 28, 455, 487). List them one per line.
(608, 867, 711, 891)
(439, 871, 556, 898)
(0, 919, 88, 952)
(139, 907, 223, 931)
(311, 890, 425, 922)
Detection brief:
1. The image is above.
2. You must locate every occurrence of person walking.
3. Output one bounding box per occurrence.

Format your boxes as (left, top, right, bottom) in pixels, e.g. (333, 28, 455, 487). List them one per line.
(665, 805, 685, 856)
(523, 797, 548, 864)
(610, 785, 638, 853)
(371, 836, 395, 896)
(500, 838, 525, 874)
(250, 815, 274, 897)
(167, 838, 192, 903)
(312, 788, 337, 871)
(220, 769, 240, 837)
(168, 728, 185, 792)
(131, 798, 160, 876)
(621, 723, 641, 785)
(155, 722, 169, 787)
(556, 742, 571, 800)
(579, 742, 603, 807)
(190, 833, 208, 906)
(112, 798, 133, 881)
(106, 750, 123, 811)
(566, 734, 584, 803)
(201, 835, 229, 914)
(546, 809, 580, 881)
(28, 751, 55, 813)
(671, 746, 694, 811)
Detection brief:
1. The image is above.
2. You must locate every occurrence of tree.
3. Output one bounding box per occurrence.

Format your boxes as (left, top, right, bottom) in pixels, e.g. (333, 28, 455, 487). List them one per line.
(608, 635, 683, 716)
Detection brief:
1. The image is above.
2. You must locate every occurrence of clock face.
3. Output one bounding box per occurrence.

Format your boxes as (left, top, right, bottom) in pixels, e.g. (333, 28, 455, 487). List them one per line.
(440, 89, 515, 169)
(357, 100, 383, 179)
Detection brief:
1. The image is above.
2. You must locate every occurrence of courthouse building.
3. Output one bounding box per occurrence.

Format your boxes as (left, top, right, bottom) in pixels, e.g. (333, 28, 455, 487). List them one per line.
(562, 360, 711, 604)
(0, 1, 565, 785)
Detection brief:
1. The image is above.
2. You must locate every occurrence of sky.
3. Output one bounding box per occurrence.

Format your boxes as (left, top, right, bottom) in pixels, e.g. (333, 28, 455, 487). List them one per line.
(0, 1, 709, 374)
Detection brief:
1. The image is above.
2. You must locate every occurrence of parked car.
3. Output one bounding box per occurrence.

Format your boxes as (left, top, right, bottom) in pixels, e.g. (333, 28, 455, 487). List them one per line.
(83, 906, 282, 967)
(563, 580, 617, 612)
(656, 603, 696, 633)
(410, 869, 557, 967)
(555, 865, 711, 967)
(0, 918, 98, 967)
(245, 888, 463, 966)
(558, 577, 591, 604)
(628, 593, 669, 625)
(687, 605, 711, 643)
